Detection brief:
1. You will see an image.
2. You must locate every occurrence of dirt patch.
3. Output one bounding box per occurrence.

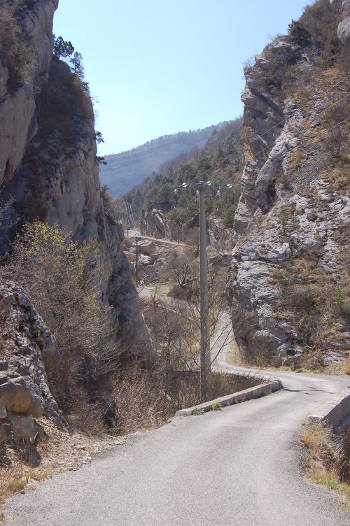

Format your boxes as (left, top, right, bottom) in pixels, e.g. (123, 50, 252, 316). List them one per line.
(0, 417, 124, 522)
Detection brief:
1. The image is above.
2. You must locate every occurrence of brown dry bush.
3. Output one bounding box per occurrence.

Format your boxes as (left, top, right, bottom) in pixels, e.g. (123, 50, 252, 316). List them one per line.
(277, 255, 350, 364)
(303, 423, 350, 486)
(112, 367, 173, 435)
(143, 295, 200, 372)
(2, 221, 120, 413)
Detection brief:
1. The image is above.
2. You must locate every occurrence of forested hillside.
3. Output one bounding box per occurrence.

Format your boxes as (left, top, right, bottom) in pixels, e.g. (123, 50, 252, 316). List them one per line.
(123, 118, 243, 243)
(100, 124, 227, 197)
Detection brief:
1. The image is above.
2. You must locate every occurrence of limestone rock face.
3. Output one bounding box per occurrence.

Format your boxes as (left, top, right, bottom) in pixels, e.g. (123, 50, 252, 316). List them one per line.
(0, 1, 148, 354)
(0, 0, 58, 186)
(338, 0, 350, 44)
(0, 281, 61, 421)
(230, 28, 350, 365)
(141, 209, 167, 238)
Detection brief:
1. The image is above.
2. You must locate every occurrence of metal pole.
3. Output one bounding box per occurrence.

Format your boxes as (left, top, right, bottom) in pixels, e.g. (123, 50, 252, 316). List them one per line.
(199, 187, 210, 401)
(135, 236, 139, 285)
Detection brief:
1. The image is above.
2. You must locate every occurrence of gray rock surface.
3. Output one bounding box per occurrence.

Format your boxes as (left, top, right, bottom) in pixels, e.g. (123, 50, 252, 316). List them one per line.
(230, 28, 350, 364)
(140, 208, 168, 238)
(0, 0, 58, 185)
(338, 0, 350, 44)
(0, 281, 61, 421)
(0, 1, 148, 355)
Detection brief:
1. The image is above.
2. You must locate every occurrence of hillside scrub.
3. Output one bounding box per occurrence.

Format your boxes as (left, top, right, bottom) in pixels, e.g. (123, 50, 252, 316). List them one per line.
(100, 124, 223, 197)
(124, 118, 243, 235)
(0, 221, 239, 435)
(2, 221, 119, 413)
(302, 423, 350, 501)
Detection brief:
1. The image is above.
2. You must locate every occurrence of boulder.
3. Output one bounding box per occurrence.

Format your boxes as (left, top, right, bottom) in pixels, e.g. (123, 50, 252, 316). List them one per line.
(8, 414, 37, 444)
(0, 379, 43, 417)
(138, 254, 153, 266)
(0, 400, 7, 419)
(0, 282, 62, 423)
(338, 0, 350, 44)
(338, 17, 350, 44)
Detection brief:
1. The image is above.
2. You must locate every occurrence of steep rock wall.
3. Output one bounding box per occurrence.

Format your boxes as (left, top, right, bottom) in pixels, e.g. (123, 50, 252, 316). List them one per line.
(0, 1, 147, 356)
(0, 281, 61, 423)
(231, 9, 350, 366)
(0, 0, 58, 186)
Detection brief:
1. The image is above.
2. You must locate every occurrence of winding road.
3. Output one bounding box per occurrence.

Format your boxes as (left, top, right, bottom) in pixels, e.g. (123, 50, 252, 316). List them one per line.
(5, 248, 350, 525)
(5, 335, 350, 525)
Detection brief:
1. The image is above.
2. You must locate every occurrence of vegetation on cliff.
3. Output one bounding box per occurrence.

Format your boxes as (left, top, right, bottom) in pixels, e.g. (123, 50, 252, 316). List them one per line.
(230, 0, 350, 368)
(99, 124, 228, 197)
(124, 118, 243, 236)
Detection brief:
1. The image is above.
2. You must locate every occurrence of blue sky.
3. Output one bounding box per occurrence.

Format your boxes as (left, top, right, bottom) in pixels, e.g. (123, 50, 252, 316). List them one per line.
(54, 0, 309, 155)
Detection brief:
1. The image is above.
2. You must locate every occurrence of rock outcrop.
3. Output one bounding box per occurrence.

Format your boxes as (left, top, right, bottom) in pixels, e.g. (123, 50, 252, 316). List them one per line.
(141, 208, 167, 239)
(0, 0, 58, 186)
(0, 0, 150, 454)
(338, 0, 350, 44)
(0, 0, 146, 352)
(230, 3, 350, 366)
(0, 281, 62, 444)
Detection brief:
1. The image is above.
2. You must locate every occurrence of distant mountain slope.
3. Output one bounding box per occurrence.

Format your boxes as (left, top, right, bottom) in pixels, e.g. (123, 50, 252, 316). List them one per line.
(123, 118, 243, 239)
(100, 124, 228, 197)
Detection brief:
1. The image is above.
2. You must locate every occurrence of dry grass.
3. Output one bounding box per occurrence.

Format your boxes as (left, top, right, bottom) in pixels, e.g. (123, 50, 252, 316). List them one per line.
(112, 368, 173, 435)
(0, 468, 51, 522)
(111, 362, 262, 434)
(302, 422, 350, 504)
(343, 357, 350, 376)
(0, 417, 125, 522)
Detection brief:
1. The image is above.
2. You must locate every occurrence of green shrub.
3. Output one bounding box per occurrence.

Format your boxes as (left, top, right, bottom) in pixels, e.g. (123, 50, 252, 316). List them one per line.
(299, 0, 341, 66)
(288, 20, 312, 47)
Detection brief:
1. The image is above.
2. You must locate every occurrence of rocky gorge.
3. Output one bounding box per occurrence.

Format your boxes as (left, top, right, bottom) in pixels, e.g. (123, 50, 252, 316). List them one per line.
(0, 0, 147, 453)
(129, 0, 350, 370)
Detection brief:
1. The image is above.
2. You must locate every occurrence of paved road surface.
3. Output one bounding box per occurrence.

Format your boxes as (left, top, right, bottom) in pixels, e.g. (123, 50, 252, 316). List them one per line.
(6, 363, 350, 525)
(127, 229, 190, 248)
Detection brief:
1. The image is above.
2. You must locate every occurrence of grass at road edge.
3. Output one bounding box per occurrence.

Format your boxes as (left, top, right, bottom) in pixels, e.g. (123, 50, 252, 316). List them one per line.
(302, 422, 350, 507)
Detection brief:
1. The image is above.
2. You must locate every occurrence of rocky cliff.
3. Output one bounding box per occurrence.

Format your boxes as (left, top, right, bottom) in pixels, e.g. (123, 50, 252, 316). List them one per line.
(0, 0, 145, 351)
(0, 0, 58, 186)
(231, 0, 350, 367)
(0, 282, 63, 447)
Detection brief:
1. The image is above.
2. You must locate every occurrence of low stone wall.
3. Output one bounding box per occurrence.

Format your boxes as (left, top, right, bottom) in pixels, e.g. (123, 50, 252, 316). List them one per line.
(176, 379, 282, 416)
(309, 389, 350, 433)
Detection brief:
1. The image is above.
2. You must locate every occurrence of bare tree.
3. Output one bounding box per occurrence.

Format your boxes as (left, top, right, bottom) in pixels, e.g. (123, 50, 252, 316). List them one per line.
(2, 221, 120, 410)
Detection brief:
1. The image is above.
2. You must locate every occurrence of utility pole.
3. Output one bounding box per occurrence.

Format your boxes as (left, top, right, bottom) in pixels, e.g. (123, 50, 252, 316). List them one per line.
(175, 179, 230, 401)
(135, 236, 139, 285)
(199, 186, 210, 401)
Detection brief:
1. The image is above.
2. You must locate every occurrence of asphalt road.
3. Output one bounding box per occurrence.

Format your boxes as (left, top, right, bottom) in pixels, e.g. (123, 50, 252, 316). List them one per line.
(6, 357, 350, 525)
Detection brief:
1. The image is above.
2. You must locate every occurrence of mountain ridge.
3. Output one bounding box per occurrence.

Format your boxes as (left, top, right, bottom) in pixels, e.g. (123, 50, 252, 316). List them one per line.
(100, 122, 230, 197)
